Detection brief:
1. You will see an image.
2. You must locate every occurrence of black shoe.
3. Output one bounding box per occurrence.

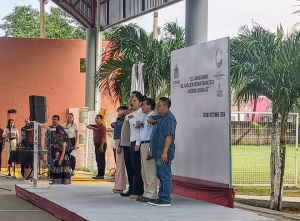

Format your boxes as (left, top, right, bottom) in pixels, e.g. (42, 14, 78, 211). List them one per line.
(92, 175, 100, 179)
(139, 197, 150, 202)
(120, 191, 131, 197)
(99, 176, 104, 179)
(148, 199, 171, 207)
(7, 173, 11, 176)
(148, 198, 158, 203)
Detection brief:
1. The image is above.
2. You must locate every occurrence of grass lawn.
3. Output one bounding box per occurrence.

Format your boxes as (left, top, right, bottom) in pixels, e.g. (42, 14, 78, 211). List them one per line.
(232, 145, 300, 196)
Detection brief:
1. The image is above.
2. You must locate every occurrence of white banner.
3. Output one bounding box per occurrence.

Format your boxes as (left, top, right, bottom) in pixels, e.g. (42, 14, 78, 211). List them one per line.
(171, 38, 231, 185)
(130, 62, 145, 95)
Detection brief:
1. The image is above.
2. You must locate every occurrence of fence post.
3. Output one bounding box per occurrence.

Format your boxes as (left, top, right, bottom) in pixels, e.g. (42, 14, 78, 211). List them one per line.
(296, 113, 299, 186)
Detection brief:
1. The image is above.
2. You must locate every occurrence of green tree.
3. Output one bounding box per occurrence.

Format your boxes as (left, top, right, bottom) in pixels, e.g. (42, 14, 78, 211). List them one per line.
(0, 5, 40, 38)
(231, 24, 300, 211)
(95, 22, 185, 104)
(0, 5, 86, 39)
(102, 24, 123, 40)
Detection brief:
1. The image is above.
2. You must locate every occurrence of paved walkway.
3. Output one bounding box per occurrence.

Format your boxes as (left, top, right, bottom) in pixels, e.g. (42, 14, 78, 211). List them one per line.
(0, 171, 59, 221)
(16, 184, 274, 221)
(2, 167, 300, 221)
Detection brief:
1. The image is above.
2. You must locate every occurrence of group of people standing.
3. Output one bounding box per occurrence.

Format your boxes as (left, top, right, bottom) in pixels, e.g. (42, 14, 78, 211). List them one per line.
(0, 114, 79, 184)
(108, 91, 177, 207)
(0, 93, 177, 207)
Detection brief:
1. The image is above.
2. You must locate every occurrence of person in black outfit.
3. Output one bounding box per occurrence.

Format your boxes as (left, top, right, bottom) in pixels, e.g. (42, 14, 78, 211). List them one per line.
(21, 118, 34, 149)
(46, 115, 66, 177)
(20, 118, 34, 178)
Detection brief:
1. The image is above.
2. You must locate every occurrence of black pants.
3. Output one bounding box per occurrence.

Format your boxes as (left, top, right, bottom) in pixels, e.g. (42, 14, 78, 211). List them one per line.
(123, 146, 133, 194)
(70, 156, 76, 171)
(94, 142, 107, 176)
(21, 142, 34, 177)
(113, 148, 116, 164)
(70, 138, 76, 171)
(0, 141, 2, 169)
(130, 141, 144, 195)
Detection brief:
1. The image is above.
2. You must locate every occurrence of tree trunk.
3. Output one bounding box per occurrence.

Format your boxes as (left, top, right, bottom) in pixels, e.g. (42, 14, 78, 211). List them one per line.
(233, 98, 258, 145)
(40, 0, 46, 38)
(237, 100, 240, 122)
(270, 113, 288, 211)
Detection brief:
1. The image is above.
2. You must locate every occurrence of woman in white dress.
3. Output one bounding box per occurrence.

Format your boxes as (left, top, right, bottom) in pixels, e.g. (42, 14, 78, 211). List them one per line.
(62, 113, 79, 176)
(2, 119, 19, 176)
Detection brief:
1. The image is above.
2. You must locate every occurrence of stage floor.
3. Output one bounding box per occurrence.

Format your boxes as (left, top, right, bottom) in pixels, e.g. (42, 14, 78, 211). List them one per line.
(16, 184, 274, 221)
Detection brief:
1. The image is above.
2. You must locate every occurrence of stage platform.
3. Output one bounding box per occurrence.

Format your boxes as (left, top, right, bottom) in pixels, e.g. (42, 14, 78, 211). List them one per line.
(15, 184, 274, 221)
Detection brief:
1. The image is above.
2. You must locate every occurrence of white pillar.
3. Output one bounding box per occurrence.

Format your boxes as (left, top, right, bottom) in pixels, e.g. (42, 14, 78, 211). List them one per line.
(95, 0, 102, 112)
(185, 0, 208, 47)
(85, 28, 96, 110)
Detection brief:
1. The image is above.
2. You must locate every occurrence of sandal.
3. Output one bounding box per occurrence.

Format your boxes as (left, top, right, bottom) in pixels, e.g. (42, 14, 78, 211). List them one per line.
(112, 189, 123, 194)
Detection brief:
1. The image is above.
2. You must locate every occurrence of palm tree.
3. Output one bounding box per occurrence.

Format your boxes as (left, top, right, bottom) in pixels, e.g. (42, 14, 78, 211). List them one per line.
(231, 24, 300, 211)
(94, 22, 185, 104)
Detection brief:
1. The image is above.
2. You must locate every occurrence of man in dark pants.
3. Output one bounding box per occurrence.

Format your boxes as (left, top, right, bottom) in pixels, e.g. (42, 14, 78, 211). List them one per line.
(21, 118, 34, 178)
(148, 97, 177, 207)
(120, 91, 139, 197)
(0, 126, 4, 171)
(87, 114, 107, 179)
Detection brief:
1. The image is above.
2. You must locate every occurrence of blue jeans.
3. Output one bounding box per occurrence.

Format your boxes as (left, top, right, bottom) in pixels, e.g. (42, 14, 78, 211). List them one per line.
(154, 158, 172, 203)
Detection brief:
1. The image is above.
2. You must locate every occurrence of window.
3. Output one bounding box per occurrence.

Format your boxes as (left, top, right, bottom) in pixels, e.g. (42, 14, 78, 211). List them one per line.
(80, 58, 86, 73)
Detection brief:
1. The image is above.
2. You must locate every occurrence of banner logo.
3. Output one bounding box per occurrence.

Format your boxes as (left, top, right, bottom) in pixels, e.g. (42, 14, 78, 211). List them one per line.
(215, 47, 223, 68)
(174, 64, 179, 79)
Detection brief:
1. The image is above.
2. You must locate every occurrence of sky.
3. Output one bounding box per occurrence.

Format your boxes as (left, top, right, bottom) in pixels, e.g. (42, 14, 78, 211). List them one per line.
(0, 0, 299, 40)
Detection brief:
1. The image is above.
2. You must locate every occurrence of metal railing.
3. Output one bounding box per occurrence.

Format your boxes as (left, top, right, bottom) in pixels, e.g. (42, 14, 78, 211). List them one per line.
(231, 112, 299, 186)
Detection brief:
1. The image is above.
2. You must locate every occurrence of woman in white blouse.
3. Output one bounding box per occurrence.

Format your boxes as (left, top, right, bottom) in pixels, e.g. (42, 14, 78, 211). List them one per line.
(2, 119, 19, 176)
(62, 113, 79, 176)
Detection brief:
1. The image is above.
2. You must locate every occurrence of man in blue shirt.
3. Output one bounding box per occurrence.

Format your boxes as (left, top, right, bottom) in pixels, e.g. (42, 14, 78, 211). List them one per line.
(148, 97, 177, 207)
(136, 98, 158, 203)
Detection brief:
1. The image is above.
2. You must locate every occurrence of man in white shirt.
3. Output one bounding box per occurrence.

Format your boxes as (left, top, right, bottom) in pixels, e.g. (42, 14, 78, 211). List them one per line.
(136, 98, 158, 203)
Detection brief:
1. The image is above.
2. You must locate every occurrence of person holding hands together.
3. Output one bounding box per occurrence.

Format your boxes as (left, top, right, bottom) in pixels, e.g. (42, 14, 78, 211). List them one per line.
(148, 97, 177, 207)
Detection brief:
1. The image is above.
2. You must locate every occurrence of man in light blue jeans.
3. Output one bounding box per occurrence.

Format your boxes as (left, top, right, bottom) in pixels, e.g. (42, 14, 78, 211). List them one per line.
(148, 97, 177, 207)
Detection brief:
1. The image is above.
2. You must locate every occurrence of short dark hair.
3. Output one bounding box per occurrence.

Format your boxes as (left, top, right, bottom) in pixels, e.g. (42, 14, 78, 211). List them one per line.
(132, 91, 145, 103)
(159, 97, 171, 108)
(52, 115, 60, 121)
(117, 106, 128, 111)
(96, 114, 103, 119)
(145, 98, 156, 110)
(132, 91, 140, 96)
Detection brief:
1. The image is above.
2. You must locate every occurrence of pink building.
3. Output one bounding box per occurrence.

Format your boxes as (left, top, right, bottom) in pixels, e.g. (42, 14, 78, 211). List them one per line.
(244, 97, 272, 121)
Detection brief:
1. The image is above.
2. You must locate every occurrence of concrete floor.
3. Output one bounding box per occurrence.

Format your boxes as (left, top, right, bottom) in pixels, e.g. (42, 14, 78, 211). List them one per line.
(16, 184, 274, 221)
(0, 171, 59, 221)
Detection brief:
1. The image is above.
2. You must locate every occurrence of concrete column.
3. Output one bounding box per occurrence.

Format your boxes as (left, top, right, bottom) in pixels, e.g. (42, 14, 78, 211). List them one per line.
(85, 28, 96, 110)
(185, 0, 208, 47)
(95, 0, 102, 112)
